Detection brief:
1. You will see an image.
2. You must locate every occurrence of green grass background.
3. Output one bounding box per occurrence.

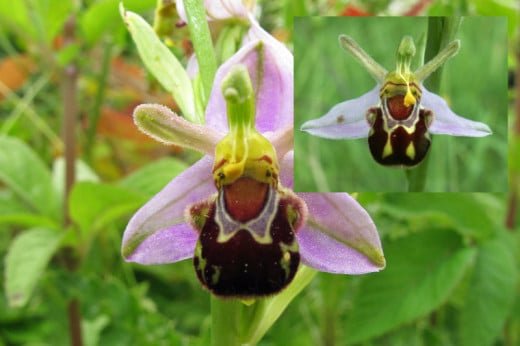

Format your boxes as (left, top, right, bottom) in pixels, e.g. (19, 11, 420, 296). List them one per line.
(294, 16, 508, 192)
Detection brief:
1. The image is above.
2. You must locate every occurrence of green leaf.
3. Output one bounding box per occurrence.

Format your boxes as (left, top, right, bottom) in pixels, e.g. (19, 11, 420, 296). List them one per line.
(69, 182, 145, 235)
(0, 173, 59, 232)
(381, 193, 496, 240)
(118, 158, 188, 198)
(183, 0, 217, 107)
(0, 136, 61, 220)
(0, 213, 58, 229)
(346, 229, 477, 343)
(80, 0, 156, 45)
(0, 190, 28, 215)
(55, 43, 81, 67)
(5, 227, 62, 308)
(83, 315, 110, 346)
(120, 4, 199, 123)
(459, 231, 517, 346)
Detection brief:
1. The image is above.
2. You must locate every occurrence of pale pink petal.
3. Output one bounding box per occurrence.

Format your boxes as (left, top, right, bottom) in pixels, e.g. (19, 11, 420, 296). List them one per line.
(279, 150, 294, 189)
(300, 86, 379, 139)
(297, 193, 386, 274)
(127, 224, 197, 264)
(122, 156, 215, 263)
(268, 125, 293, 161)
(423, 87, 492, 137)
(176, 0, 250, 22)
(206, 38, 293, 133)
(186, 55, 199, 79)
(205, 0, 249, 20)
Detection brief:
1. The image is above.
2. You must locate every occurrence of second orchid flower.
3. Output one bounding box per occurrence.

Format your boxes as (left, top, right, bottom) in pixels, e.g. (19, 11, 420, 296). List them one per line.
(301, 34, 491, 167)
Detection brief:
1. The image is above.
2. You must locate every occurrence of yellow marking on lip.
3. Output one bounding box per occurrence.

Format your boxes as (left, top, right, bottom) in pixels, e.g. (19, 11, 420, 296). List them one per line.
(406, 142, 416, 160)
(404, 87, 416, 106)
(382, 138, 393, 158)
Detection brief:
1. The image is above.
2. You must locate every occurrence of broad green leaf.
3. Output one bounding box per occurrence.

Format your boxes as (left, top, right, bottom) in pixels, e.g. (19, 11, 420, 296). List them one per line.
(69, 182, 145, 235)
(0, 190, 28, 215)
(0, 213, 58, 229)
(0, 136, 61, 220)
(80, 0, 155, 45)
(346, 229, 477, 343)
(381, 193, 496, 239)
(459, 231, 517, 346)
(5, 227, 62, 308)
(120, 4, 199, 123)
(118, 158, 189, 198)
(0, 176, 60, 233)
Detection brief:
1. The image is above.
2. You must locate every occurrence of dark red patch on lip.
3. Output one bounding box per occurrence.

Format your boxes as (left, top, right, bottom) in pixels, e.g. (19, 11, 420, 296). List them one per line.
(224, 177, 268, 222)
(387, 95, 413, 120)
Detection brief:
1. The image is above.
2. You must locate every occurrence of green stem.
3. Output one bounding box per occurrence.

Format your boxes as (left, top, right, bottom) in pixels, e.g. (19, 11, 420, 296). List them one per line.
(244, 266, 317, 345)
(211, 297, 242, 346)
(405, 17, 462, 192)
(320, 273, 340, 345)
(210, 266, 317, 346)
(184, 0, 217, 109)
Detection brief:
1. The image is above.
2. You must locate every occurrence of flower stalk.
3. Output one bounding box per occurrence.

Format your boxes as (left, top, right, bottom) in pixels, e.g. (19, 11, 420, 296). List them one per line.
(210, 265, 318, 346)
(61, 13, 83, 346)
(184, 0, 218, 108)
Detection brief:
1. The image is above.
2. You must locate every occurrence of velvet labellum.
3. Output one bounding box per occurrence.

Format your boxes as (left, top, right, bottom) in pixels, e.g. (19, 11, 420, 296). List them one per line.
(188, 178, 304, 297)
(367, 81, 433, 166)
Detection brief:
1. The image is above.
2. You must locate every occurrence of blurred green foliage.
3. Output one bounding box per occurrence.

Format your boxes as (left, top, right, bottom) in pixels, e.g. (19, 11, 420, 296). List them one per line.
(0, 0, 518, 345)
(294, 16, 508, 192)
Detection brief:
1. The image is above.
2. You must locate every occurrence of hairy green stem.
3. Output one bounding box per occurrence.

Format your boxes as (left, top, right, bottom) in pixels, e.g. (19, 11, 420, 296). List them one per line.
(184, 0, 217, 110)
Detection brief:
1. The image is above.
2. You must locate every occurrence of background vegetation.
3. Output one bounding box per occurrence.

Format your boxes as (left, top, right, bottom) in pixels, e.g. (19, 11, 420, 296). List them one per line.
(0, 0, 518, 345)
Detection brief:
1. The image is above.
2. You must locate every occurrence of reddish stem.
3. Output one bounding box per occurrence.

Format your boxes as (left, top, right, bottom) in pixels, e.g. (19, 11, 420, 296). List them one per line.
(62, 14, 83, 346)
(506, 25, 520, 231)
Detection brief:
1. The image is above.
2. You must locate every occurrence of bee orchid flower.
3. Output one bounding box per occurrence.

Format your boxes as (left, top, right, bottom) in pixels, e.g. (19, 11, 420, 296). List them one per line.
(121, 37, 385, 298)
(301, 35, 492, 167)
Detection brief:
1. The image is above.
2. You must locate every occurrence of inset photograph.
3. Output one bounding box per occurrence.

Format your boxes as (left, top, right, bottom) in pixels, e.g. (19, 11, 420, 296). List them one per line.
(294, 17, 508, 192)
